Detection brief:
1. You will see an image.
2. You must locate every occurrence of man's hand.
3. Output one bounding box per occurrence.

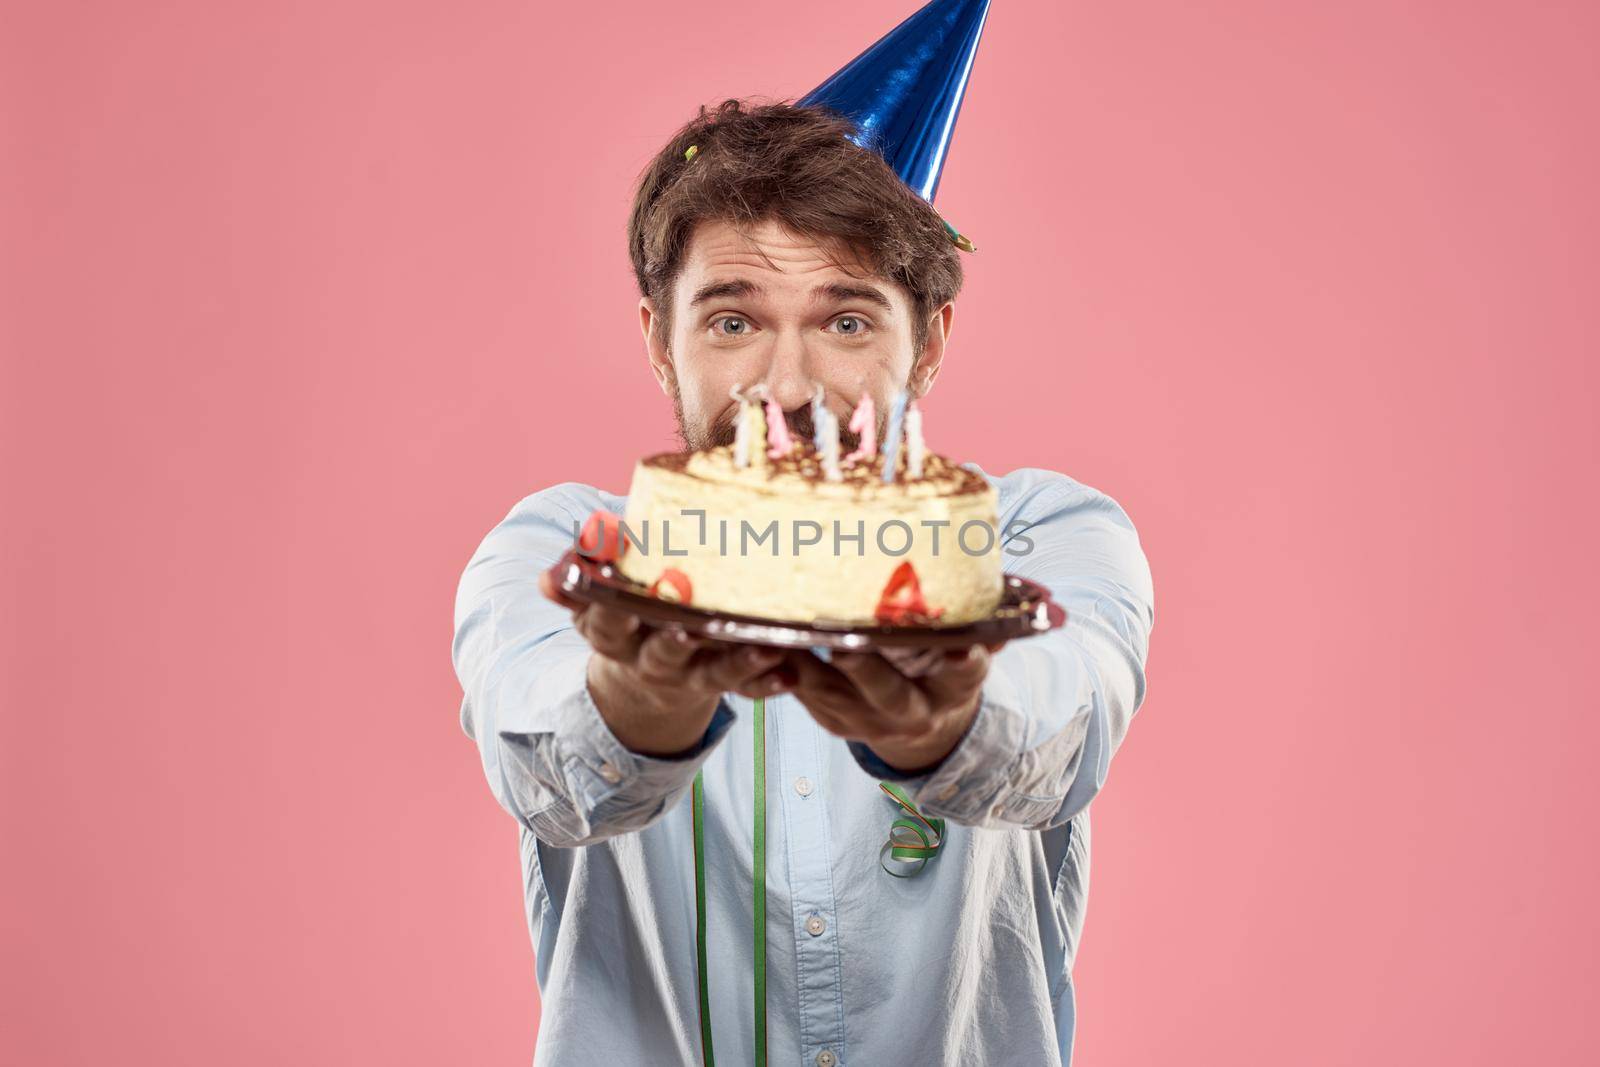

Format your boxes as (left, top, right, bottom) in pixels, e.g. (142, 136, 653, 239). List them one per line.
(785, 643, 1004, 775)
(539, 571, 795, 759)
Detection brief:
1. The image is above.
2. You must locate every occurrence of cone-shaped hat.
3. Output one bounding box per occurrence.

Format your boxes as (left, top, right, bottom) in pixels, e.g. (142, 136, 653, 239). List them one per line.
(797, 0, 991, 204)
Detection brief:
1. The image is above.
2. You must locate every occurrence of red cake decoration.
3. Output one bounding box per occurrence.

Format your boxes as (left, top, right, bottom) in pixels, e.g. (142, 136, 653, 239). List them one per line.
(577, 510, 627, 563)
(874, 561, 944, 625)
(649, 568, 693, 604)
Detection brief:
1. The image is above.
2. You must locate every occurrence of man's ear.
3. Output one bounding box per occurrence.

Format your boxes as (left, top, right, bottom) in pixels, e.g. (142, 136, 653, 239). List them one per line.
(640, 297, 675, 397)
(909, 302, 955, 399)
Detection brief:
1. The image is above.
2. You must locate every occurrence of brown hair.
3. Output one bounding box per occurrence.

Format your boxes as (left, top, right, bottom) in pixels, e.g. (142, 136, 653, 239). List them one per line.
(626, 98, 963, 357)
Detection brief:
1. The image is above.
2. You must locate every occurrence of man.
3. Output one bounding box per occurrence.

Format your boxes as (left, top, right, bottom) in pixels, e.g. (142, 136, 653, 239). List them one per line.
(453, 92, 1155, 1065)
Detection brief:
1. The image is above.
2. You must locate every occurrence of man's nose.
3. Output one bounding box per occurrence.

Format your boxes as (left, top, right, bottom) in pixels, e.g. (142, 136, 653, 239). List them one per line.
(758, 328, 820, 411)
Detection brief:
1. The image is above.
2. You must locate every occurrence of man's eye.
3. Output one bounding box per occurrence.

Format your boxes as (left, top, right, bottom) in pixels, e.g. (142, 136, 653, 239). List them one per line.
(712, 316, 750, 336)
(829, 316, 870, 337)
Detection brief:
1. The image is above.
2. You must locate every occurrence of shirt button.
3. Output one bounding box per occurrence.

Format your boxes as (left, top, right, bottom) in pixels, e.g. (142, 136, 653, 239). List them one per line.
(936, 782, 958, 802)
(597, 761, 623, 784)
(805, 913, 826, 937)
(794, 775, 814, 797)
(815, 1051, 837, 1067)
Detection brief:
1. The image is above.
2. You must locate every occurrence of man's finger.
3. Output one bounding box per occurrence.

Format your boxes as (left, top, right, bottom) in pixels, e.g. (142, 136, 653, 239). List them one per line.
(729, 666, 800, 700)
(788, 653, 906, 728)
(538, 569, 587, 613)
(784, 650, 860, 703)
(784, 655, 899, 740)
(574, 603, 645, 661)
(828, 651, 916, 715)
(921, 643, 993, 705)
(788, 689, 865, 740)
(635, 627, 705, 681)
(878, 645, 945, 679)
(694, 644, 789, 695)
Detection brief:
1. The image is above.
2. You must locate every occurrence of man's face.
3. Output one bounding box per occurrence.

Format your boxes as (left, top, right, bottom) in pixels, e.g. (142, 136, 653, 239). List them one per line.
(640, 217, 952, 451)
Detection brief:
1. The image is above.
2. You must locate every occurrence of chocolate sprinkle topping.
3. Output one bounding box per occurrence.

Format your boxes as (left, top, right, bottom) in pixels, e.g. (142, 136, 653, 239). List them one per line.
(645, 441, 989, 495)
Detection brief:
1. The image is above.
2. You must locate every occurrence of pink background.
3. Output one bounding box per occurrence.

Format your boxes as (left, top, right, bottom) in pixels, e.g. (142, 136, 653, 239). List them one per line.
(4, 1, 1596, 1063)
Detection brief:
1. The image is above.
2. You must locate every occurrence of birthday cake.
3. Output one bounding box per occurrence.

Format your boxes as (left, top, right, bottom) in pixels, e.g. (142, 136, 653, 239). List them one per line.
(580, 390, 1004, 626)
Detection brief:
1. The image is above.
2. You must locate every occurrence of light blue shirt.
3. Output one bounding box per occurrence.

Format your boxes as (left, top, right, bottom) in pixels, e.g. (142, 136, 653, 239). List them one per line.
(453, 465, 1155, 1066)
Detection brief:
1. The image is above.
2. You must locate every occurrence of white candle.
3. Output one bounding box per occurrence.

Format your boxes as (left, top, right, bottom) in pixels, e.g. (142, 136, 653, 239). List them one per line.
(745, 388, 768, 469)
(809, 385, 828, 453)
(822, 418, 842, 483)
(731, 384, 767, 469)
(821, 419, 842, 481)
(731, 385, 751, 468)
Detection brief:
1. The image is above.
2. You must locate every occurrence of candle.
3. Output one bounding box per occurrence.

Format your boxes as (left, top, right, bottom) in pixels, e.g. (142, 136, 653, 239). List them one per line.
(812, 386, 842, 482)
(746, 397, 768, 469)
(809, 385, 826, 451)
(880, 389, 908, 483)
(763, 392, 794, 458)
(842, 393, 876, 466)
(731, 384, 767, 469)
(905, 400, 925, 479)
(821, 418, 842, 482)
(731, 385, 751, 468)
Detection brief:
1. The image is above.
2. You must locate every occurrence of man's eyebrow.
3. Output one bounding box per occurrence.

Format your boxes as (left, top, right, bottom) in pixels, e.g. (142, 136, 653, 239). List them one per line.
(687, 278, 895, 314)
(811, 282, 894, 313)
(688, 279, 765, 307)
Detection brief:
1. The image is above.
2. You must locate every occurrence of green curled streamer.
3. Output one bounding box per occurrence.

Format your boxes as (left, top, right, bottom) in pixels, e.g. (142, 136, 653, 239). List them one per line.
(878, 781, 946, 878)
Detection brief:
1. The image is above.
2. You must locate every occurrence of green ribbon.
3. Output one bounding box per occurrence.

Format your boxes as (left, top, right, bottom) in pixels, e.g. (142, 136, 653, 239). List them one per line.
(752, 698, 767, 1064)
(691, 771, 714, 1065)
(693, 697, 767, 1067)
(877, 781, 947, 878)
(691, 700, 948, 1065)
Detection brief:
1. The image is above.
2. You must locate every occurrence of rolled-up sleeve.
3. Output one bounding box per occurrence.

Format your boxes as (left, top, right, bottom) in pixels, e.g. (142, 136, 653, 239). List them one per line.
(850, 469, 1155, 830)
(453, 483, 736, 848)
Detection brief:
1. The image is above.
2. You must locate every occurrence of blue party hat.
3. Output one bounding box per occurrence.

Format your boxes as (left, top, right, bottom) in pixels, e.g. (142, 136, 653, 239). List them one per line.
(798, 0, 991, 220)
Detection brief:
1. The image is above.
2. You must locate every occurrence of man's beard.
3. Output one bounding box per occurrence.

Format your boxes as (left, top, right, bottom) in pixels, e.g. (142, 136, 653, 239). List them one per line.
(671, 380, 875, 454)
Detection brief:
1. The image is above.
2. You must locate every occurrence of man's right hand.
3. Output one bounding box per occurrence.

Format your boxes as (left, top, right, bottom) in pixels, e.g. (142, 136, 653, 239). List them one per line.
(539, 571, 795, 759)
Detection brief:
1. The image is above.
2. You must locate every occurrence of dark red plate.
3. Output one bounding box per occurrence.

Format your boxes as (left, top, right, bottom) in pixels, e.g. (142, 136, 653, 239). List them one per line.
(545, 549, 1066, 653)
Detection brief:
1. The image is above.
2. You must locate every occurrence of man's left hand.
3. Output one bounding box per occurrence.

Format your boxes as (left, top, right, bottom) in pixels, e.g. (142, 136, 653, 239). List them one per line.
(783, 643, 1004, 775)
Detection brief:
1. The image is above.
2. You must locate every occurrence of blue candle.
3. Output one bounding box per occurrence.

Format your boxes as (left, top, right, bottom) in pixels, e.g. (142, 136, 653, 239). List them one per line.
(812, 386, 842, 481)
(905, 401, 925, 478)
(880, 389, 908, 483)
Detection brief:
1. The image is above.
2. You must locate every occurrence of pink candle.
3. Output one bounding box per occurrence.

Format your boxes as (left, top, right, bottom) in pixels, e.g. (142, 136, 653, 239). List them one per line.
(763, 394, 794, 458)
(843, 394, 876, 465)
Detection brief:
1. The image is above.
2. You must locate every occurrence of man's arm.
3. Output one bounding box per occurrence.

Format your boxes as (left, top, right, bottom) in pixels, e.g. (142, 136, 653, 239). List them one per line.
(846, 468, 1156, 831)
(452, 483, 784, 848)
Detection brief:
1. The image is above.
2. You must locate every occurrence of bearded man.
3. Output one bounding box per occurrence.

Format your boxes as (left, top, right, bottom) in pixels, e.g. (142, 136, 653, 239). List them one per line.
(454, 23, 1154, 1067)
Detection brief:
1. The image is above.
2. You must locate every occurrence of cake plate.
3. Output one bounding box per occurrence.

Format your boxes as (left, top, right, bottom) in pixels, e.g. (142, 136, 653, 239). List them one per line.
(545, 549, 1067, 654)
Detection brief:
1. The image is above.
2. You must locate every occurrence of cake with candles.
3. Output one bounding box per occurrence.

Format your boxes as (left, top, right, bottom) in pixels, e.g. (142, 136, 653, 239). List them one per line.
(580, 387, 1004, 627)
